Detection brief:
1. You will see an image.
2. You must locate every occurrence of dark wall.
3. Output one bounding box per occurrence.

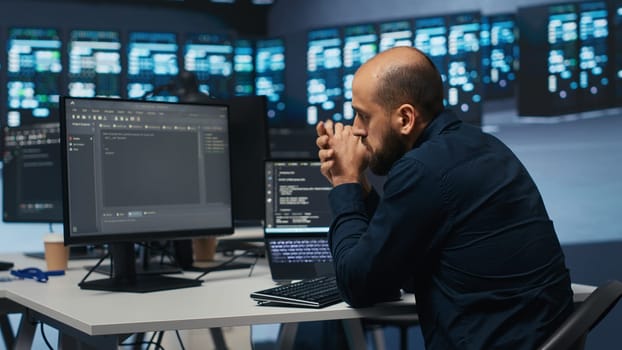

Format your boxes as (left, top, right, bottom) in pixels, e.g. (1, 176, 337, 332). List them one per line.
(266, 1, 622, 349)
(0, 0, 267, 35)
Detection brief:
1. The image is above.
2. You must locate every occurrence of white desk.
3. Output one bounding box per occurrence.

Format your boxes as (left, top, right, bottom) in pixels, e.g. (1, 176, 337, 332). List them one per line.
(0, 252, 596, 350)
(0, 253, 417, 349)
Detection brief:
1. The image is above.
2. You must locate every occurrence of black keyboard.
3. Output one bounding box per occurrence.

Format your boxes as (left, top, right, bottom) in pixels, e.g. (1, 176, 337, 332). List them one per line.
(250, 276, 342, 308)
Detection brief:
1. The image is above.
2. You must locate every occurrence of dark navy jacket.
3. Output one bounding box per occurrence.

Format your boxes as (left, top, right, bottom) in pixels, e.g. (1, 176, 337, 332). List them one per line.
(328, 110, 573, 349)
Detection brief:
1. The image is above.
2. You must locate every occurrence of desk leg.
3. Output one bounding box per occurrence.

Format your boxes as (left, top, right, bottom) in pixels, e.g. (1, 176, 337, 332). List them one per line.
(209, 328, 228, 350)
(14, 314, 35, 350)
(276, 323, 298, 350)
(1, 314, 15, 350)
(341, 319, 368, 350)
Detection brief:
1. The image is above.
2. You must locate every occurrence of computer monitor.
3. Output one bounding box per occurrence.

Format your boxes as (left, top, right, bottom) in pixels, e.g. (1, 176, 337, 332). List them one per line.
(60, 97, 234, 292)
(263, 159, 333, 281)
(2, 123, 63, 222)
(209, 95, 269, 226)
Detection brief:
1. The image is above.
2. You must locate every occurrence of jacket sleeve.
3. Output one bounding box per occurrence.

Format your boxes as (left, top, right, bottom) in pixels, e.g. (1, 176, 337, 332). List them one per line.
(328, 158, 449, 307)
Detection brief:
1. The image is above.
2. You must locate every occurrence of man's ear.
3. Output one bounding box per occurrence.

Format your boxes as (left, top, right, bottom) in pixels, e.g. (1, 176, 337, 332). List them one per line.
(395, 104, 418, 136)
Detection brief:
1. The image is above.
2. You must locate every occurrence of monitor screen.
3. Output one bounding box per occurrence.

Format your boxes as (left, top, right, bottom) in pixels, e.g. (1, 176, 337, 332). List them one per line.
(60, 97, 233, 291)
(183, 33, 234, 98)
(6, 28, 63, 127)
(2, 123, 63, 222)
(68, 30, 122, 98)
(306, 27, 343, 125)
(126, 32, 179, 102)
(255, 38, 286, 123)
(264, 160, 334, 280)
(342, 24, 378, 122)
(264, 160, 332, 234)
(233, 39, 255, 96)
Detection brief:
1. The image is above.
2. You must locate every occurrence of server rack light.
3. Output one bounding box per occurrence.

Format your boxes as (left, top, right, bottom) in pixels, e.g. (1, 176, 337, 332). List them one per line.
(578, 1, 612, 110)
(255, 38, 286, 122)
(68, 30, 122, 99)
(342, 24, 378, 122)
(306, 28, 342, 125)
(414, 16, 449, 108)
(233, 39, 255, 96)
(7, 28, 63, 127)
(126, 32, 179, 102)
(183, 33, 234, 98)
(379, 20, 413, 52)
(447, 12, 483, 125)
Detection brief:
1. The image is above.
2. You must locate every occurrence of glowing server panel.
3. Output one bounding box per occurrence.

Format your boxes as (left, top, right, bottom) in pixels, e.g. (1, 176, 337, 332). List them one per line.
(184, 33, 234, 98)
(447, 12, 483, 125)
(233, 39, 254, 96)
(127, 32, 179, 102)
(7, 28, 62, 127)
(481, 14, 518, 99)
(379, 20, 413, 52)
(414, 17, 449, 107)
(306, 28, 342, 125)
(68, 30, 122, 98)
(342, 24, 378, 122)
(255, 38, 286, 122)
(578, 1, 611, 110)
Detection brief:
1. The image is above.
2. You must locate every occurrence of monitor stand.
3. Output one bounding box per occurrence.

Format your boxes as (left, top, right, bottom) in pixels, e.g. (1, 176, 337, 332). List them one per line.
(86, 244, 182, 276)
(79, 243, 201, 293)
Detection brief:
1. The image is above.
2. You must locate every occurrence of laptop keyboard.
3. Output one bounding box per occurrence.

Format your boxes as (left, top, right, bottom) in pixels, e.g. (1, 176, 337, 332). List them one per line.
(250, 275, 342, 308)
(269, 239, 332, 263)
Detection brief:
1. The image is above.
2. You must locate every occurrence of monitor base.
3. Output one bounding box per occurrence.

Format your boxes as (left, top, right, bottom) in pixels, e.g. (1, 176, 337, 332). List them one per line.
(79, 275, 202, 293)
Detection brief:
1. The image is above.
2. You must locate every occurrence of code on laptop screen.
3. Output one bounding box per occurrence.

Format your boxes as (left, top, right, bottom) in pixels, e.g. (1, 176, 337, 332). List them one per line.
(264, 160, 332, 234)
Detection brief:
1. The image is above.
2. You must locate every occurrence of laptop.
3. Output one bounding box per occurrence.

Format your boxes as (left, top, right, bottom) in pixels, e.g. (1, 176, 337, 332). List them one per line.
(263, 159, 335, 282)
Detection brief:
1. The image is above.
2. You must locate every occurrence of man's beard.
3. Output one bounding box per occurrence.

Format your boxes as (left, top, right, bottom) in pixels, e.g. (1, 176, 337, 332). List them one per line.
(368, 128, 409, 176)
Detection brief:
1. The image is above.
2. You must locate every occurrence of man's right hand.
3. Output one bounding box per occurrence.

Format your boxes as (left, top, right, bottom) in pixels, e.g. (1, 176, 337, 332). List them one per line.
(316, 120, 335, 185)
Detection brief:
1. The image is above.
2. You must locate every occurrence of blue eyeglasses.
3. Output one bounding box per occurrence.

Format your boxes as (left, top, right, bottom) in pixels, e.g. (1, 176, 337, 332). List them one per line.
(10, 268, 65, 283)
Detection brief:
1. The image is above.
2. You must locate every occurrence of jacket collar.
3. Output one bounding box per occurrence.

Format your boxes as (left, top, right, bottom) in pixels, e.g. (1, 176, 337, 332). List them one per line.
(413, 109, 462, 149)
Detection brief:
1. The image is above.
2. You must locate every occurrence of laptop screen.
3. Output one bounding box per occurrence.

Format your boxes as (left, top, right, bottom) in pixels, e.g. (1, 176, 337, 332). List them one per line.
(264, 160, 334, 281)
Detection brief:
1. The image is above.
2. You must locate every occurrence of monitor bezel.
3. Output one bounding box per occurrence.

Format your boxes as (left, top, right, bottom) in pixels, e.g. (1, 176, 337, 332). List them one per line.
(60, 96, 234, 246)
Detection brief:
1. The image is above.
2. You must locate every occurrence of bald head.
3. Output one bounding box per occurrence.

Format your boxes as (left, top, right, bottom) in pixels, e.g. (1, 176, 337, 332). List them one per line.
(355, 46, 444, 120)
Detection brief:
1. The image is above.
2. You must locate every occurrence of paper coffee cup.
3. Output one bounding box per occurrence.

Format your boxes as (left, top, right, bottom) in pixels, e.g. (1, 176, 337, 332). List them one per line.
(192, 237, 218, 262)
(43, 234, 69, 271)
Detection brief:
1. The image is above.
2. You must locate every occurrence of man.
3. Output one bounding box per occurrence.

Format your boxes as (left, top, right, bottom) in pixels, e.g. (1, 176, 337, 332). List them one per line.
(316, 46, 573, 349)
